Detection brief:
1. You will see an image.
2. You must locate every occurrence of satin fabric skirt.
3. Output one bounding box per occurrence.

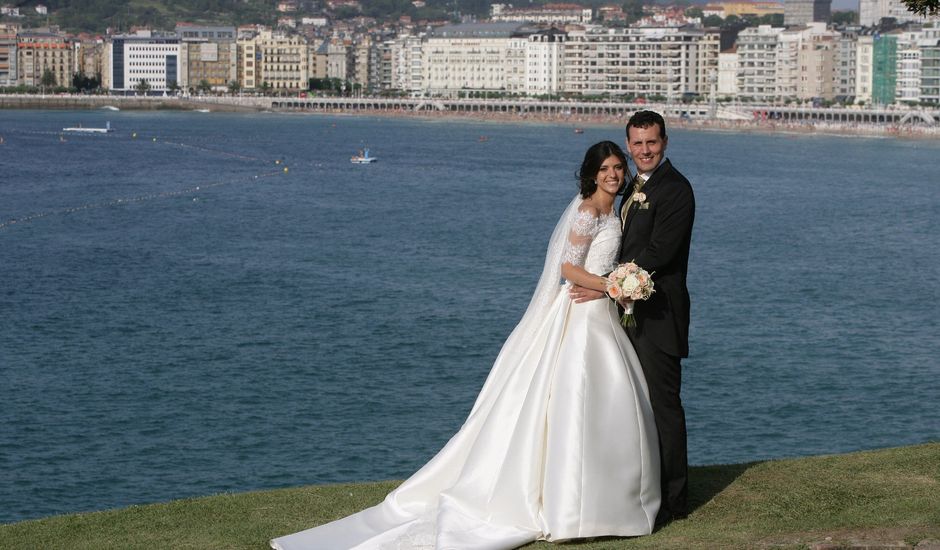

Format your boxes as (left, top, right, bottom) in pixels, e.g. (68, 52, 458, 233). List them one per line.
(271, 293, 660, 550)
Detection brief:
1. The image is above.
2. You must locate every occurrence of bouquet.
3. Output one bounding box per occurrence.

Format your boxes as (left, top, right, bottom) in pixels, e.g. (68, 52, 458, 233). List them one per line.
(605, 262, 655, 327)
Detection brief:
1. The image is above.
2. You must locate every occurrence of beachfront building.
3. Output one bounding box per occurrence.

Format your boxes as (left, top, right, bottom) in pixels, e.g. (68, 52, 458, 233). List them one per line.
(922, 38, 940, 104)
(774, 23, 840, 101)
(16, 29, 74, 88)
(784, 0, 831, 25)
(525, 28, 566, 96)
(388, 34, 425, 94)
(108, 31, 181, 94)
(562, 26, 720, 99)
(489, 3, 592, 24)
(871, 31, 898, 104)
(326, 37, 353, 82)
(717, 47, 739, 97)
(835, 29, 859, 101)
(0, 24, 16, 86)
(74, 35, 106, 83)
(423, 23, 522, 96)
(176, 24, 237, 92)
(241, 29, 308, 92)
(855, 33, 874, 103)
(895, 30, 922, 104)
(735, 24, 783, 102)
(352, 35, 377, 91)
(506, 35, 528, 94)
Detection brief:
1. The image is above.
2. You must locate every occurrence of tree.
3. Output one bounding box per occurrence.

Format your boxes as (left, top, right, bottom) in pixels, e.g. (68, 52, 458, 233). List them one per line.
(167, 80, 181, 95)
(685, 7, 704, 19)
(40, 68, 57, 90)
(901, 0, 939, 16)
(622, 0, 646, 24)
(135, 78, 151, 95)
(228, 80, 241, 95)
(703, 14, 724, 27)
(196, 79, 212, 94)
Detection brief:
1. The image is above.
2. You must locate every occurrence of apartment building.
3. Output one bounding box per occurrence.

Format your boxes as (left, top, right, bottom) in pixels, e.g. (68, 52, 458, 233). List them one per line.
(241, 29, 308, 91)
(17, 29, 73, 88)
(176, 24, 237, 92)
(922, 39, 940, 103)
(525, 28, 566, 95)
(388, 34, 424, 93)
(563, 26, 719, 99)
(835, 29, 858, 99)
(855, 33, 874, 103)
(774, 23, 839, 100)
(0, 24, 16, 86)
(896, 30, 922, 103)
(735, 24, 783, 101)
(717, 47, 739, 97)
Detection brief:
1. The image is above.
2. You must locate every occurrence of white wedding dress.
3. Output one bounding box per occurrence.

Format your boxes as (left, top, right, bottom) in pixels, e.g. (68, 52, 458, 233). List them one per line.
(271, 196, 660, 550)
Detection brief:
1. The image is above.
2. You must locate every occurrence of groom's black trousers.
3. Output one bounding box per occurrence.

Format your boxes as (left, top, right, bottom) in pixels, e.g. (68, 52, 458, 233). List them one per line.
(627, 326, 689, 519)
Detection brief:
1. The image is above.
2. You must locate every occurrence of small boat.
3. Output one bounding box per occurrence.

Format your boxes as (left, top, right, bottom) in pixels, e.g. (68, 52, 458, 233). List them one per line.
(194, 109, 211, 113)
(478, 135, 489, 142)
(62, 121, 114, 133)
(350, 148, 377, 164)
(574, 128, 584, 134)
(101, 105, 120, 111)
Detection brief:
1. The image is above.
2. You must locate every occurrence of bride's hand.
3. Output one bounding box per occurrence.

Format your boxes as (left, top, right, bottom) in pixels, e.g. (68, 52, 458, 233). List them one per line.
(569, 284, 606, 303)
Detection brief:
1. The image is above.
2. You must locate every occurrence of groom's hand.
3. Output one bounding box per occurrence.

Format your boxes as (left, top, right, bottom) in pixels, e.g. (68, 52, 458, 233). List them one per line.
(569, 284, 606, 303)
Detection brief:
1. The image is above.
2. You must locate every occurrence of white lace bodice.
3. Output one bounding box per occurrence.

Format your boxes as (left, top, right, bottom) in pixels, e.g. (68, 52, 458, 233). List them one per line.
(561, 208, 622, 277)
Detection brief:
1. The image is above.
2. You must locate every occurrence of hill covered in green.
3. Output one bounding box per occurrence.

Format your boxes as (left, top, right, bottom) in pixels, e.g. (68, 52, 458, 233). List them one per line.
(1, 442, 938, 549)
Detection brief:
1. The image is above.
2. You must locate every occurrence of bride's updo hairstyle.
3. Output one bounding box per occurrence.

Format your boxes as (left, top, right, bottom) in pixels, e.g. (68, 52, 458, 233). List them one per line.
(577, 140, 629, 199)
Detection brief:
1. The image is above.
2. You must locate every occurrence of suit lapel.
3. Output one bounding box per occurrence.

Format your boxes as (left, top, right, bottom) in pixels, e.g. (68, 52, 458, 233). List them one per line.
(622, 159, 671, 235)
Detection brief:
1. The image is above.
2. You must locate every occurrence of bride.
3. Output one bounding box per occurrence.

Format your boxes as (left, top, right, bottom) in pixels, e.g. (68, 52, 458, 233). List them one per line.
(271, 141, 660, 550)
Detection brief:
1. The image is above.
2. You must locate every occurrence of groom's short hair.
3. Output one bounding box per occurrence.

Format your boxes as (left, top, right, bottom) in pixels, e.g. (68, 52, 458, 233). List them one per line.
(626, 110, 667, 140)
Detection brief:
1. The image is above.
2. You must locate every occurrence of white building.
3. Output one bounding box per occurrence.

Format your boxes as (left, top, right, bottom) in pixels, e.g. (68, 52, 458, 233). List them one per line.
(525, 28, 566, 95)
(735, 24, 784, 102)
(896, 30, 922, 103)
(423, 23, 522, 95)
(563, 26, 720, 99)
(717, 48, 739, 97)
(109, 31, 181, 94)
(388, 34, 425, 93)
(855, 33, 874, 104)
(835, 29, 859, 100)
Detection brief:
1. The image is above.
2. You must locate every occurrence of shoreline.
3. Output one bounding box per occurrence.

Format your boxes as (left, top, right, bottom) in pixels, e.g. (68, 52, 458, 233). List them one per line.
(2, 94, 939, 140)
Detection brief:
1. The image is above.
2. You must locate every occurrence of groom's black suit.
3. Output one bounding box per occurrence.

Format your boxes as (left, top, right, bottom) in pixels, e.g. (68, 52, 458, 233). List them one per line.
(618, 158, 694, 520)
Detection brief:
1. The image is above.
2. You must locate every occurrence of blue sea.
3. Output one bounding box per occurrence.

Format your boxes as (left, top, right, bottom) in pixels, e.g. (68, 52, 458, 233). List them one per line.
(0, 110, 937, 524)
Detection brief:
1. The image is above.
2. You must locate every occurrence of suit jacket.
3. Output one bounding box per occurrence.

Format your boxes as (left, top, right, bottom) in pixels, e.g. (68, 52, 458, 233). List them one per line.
(618, 159, 695, 358)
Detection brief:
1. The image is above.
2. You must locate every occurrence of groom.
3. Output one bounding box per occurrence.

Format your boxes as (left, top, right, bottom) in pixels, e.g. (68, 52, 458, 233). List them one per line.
(571, 110, 695, 526)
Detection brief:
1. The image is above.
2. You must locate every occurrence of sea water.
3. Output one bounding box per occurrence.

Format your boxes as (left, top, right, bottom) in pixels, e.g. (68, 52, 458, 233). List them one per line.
(0, 110, 937, 523)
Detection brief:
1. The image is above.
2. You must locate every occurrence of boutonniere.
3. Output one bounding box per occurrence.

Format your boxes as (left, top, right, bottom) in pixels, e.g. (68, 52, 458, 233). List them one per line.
(632, 191, 646, 203)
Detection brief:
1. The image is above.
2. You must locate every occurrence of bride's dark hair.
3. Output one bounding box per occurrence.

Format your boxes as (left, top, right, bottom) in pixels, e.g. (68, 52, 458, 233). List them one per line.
(576, 140, 629, 199)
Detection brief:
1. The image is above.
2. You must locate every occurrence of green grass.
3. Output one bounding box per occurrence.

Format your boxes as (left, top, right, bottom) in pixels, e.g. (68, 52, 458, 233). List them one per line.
(2, 442, 937, 549)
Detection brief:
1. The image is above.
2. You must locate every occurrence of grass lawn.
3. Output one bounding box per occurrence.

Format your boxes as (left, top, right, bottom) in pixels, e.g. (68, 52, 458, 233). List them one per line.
(1, 442, 937, 549)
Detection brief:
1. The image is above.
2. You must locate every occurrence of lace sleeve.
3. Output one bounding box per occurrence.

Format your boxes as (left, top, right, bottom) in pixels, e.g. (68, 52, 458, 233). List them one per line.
(561, 209, 600, 268)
